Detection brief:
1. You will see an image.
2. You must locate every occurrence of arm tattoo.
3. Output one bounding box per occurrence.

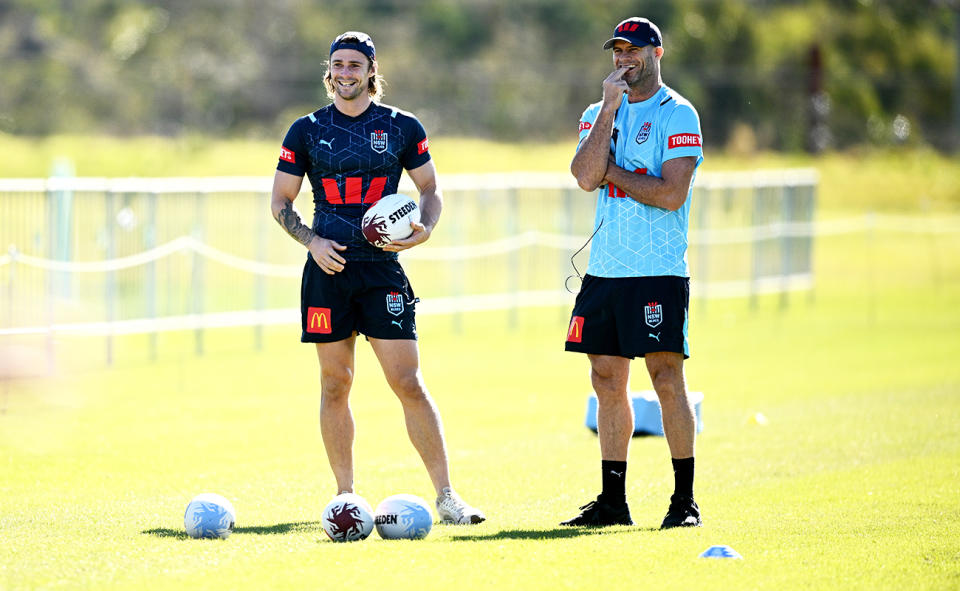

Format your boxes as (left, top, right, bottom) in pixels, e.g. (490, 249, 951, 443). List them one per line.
(275, 200, 317, 247)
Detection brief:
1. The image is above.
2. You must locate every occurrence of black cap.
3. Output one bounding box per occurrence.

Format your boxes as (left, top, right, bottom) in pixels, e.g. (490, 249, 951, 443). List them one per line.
(602, 17, 662, 50)
(330, 31, 376, 60)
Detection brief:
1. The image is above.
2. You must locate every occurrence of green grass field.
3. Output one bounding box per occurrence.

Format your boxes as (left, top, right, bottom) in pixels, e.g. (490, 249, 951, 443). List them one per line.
(2, 204, 959, 589)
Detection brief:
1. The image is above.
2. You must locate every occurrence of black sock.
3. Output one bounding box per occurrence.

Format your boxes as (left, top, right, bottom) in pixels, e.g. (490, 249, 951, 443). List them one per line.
(671, 457, 695, 498)
(600, 460, 627, 504)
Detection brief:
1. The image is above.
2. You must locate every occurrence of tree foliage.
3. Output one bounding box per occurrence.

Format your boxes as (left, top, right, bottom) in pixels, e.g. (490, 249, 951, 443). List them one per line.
(0, 0, 955, 150)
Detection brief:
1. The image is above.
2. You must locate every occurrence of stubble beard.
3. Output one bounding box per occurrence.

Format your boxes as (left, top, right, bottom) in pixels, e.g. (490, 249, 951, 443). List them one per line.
(626, 56, 658, 94)
(336, 82, 366, 101)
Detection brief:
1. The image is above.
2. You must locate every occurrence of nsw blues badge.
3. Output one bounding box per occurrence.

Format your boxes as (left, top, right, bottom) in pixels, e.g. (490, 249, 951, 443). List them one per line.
(635, 121, 652, 145)
(386, 292, 404, 316)
(644, 301, 662, 328)
(371, 129, 388, 154)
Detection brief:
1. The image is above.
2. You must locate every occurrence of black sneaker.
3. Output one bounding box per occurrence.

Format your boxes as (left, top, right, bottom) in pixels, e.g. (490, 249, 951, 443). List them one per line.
(560, 496, 633, 527)
(660, 494, 702, 529)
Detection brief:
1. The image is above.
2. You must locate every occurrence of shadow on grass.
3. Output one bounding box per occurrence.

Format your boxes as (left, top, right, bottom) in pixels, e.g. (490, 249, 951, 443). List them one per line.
(142, 521, 321, 538)
(447, 526, 658, 541)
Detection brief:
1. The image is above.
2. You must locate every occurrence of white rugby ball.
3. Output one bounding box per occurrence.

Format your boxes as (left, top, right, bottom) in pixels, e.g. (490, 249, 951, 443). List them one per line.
(361, 193, 420, 248)
(375, 494, 433, 540)
(322, 493, 375, 542)
(184, 493, 236, 539)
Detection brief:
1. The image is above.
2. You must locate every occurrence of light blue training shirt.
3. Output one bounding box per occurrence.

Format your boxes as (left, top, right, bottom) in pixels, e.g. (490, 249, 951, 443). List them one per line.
(576, 85, 703, 278)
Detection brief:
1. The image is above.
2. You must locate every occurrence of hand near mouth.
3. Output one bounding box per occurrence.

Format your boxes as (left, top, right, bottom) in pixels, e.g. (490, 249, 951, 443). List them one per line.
(602, 66, 631, 105)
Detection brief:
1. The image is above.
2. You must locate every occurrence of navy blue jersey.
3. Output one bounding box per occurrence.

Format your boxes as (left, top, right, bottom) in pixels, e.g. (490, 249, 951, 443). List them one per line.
(277, 102, 432, 261)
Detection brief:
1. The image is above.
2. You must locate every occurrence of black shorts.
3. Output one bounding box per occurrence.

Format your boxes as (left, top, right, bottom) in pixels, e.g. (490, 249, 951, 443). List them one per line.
(564, 275, 689, 359)
(300, 257, 418, 343)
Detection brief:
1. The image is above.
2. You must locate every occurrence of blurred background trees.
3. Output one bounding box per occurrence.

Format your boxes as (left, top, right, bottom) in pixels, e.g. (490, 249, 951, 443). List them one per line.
(0, 0, 956, 151)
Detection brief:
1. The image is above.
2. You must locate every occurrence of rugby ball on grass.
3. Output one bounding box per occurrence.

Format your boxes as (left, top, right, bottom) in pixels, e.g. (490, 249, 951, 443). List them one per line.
(361, 193, 420, 248)
(322, 493, 375, 542)
(184, 493, 236, 539)
(374, 494, 433, 540)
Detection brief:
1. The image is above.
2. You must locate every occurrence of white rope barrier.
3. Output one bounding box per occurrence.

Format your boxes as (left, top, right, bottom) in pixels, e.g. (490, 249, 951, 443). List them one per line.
(0, 170, 820, 193)
(1, 215, 956, 273)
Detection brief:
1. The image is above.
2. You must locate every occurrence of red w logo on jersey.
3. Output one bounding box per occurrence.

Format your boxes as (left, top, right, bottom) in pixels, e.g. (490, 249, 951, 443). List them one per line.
(417, 138, 429, 155)
(320, 177, 387, 205)
(280, 146, 296, 163)
(579, 121, 593, 133)
(320, 176, 387, 205)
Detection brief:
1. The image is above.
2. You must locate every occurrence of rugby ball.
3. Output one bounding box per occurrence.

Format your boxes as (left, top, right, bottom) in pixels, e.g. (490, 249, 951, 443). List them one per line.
(184, 493, 236, 539)
(361, 193, 420, 248)
(322, 493, 375, 542)
(374, 494, 433, 540)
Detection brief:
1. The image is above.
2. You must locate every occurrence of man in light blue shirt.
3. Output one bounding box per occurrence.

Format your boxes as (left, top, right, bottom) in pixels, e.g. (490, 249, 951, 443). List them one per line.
(561, 17, 704, 529)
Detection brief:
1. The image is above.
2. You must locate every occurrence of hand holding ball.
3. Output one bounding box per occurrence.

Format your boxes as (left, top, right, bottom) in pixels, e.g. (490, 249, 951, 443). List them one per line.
(360, 194, 420, 248)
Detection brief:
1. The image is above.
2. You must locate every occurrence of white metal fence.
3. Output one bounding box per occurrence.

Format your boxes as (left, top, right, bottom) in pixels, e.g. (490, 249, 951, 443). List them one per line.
(0, 170, 818, 365)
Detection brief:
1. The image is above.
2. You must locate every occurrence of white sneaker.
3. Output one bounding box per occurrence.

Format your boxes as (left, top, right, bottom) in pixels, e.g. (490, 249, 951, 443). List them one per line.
(436, 487, 486, 525)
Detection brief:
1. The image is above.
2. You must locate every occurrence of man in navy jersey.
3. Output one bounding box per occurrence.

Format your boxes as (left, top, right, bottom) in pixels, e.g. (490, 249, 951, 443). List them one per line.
(560, 18, 704, 529)
(271, 31, 484, 525)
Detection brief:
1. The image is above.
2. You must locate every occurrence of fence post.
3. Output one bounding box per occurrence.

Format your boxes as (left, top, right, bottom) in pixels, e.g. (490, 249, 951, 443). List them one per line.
(104, 190, 117, 366)
(695, 185, 711, 313)
(780, 184, 794, 311)
(254, 192, 266, 351)
(806, 181, 817, 305)
(50, 158, 74, 299)
(749, 184, 762, 310)
(450, 191, 467, 334)
(146, 192, 158, 361)
(561, 188, 575, 322)
(193, 192, 205, 356)
(2, 246, 11, 415)
(507, 188, 519, 330)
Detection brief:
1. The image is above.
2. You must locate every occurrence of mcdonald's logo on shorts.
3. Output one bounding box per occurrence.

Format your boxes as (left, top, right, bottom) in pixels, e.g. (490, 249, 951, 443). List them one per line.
(307, 307, 332, 334)
(566, 316, 584, 343)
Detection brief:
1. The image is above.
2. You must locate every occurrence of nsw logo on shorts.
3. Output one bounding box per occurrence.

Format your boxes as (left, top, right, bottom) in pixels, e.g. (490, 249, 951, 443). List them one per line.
(644, 302, 662, 328)
(386, 292, 404, 316)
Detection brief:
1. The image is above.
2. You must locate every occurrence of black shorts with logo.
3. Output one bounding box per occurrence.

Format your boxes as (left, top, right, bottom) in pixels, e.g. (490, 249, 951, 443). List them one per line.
(564, 275, 689, 359)
(300, 257, 418, 343)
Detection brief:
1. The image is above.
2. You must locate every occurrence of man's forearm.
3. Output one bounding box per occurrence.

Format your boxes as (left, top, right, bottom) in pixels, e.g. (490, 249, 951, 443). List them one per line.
(571, 107, 618, 191)
(273, 199, 317, 247)
(604, 159, 695, 212)
(418, 189, 442, 231)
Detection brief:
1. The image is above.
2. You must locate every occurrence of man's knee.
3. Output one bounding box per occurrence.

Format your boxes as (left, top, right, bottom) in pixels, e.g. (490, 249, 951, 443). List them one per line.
(389, 370, 428, 402)
(321, 366, 354, 401)
(647, 359, 684, 400)
(651, 375, 680, 401)
(589, 356, 629, 399)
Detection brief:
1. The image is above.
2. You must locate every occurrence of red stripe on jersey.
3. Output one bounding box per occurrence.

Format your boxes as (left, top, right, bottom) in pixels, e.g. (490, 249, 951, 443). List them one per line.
(321, 178, 343, 204)
(668, 134, 701, 148)
(364, 177, 386, 203)
(343, 177, 362, 204)
(280, 146, 295, 163)
(418, 138, 429, 155)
